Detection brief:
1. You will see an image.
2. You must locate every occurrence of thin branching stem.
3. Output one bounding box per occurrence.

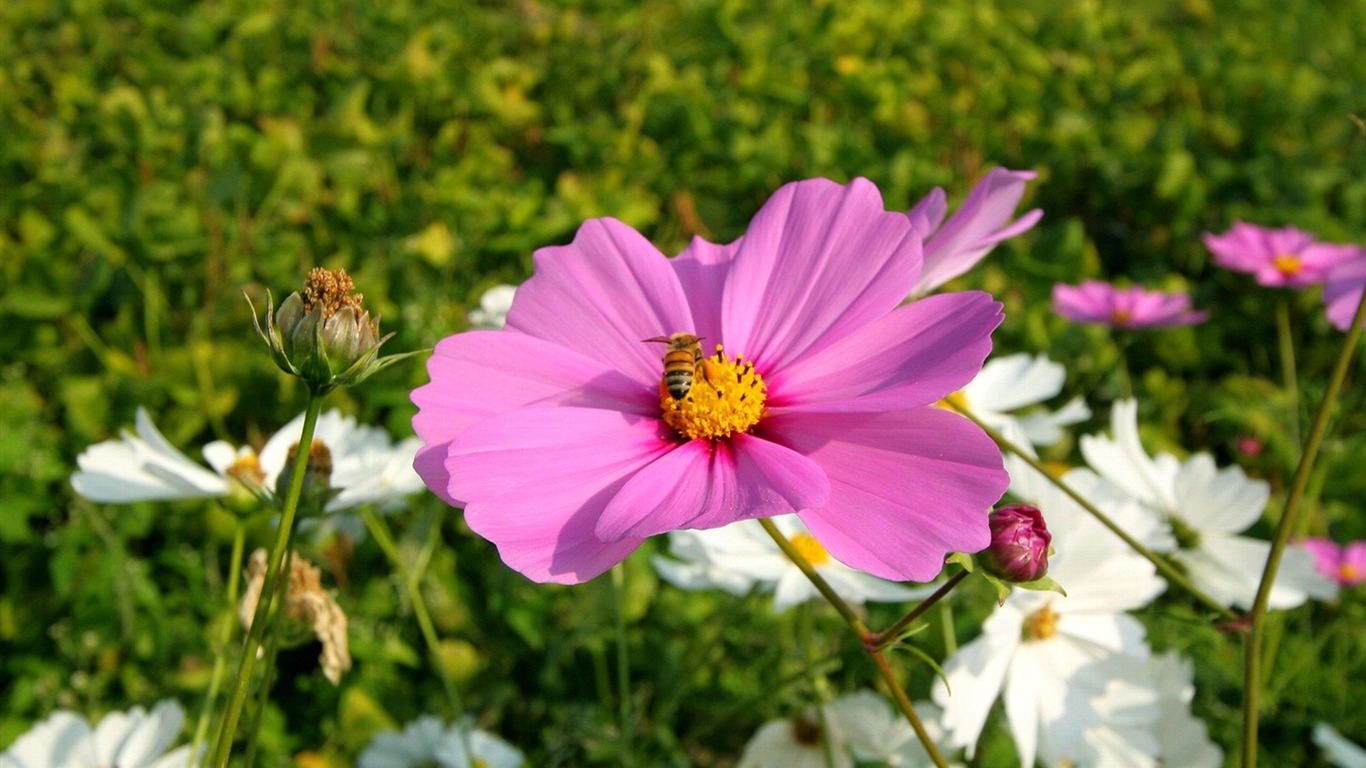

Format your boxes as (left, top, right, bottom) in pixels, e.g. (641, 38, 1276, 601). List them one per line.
(757, 518, 949, 768)
(870, 571, 969, 651)
(1240, 289, 1366, 768)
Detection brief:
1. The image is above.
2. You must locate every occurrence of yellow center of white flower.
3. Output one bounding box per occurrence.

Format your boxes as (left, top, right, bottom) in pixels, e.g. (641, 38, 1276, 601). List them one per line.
(936, 390, 970, 413)
(790, 533, 831, 566)
(1023, 604, 1059, 641)
(658, 346, 767, 441)
(1272, 254, 1302, 276)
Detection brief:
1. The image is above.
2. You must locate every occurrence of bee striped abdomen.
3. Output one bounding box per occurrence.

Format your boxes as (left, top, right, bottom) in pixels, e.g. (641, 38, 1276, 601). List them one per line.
(644, 332, 705, 400)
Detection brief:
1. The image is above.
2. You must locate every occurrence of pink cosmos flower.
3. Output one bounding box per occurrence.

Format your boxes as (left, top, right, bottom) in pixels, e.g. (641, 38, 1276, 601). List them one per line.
(1322, 253, 1366, 331)
(412, 178, 1010, 584)
(1051, 280, 1208, 329)
(1301, 538, 1366, 586)
(907, 167, 1042, 297)
(1202, 222, 1360, 288)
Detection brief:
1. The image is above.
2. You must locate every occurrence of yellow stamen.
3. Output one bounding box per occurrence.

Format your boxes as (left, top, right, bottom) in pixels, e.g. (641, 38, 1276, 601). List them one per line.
(1272, 254, 1302, 277)
(227, 453, 265, 488)
(1023, 604, 1059, 641)
(1340, 563, 1361, 583)
(1110, 308, 1133, 326)
(936, 390, 969, 413)
(658, 346, 767, 441)
(790, 533, 831, 566)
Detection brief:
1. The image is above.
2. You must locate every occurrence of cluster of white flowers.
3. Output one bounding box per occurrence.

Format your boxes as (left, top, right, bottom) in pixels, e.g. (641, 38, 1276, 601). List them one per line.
(357, 715, 524, 768)
(737, 690, 951, 768)
(0, 700, 193, 768)
(934, 396, 1341, 766)
(71, 407, 425, 537)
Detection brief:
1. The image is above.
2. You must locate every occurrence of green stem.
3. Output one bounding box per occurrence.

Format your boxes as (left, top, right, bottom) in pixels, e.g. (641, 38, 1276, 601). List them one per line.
(1115, 332, 1134, 401)
(360, 508, 466, 718)
(187, 519, 246, 767)
(756, 519, 948, 768)
(611, 563, 635, 767)
(950, 404, 1239, 623)
(1276, 295, 1302, 456)
(870, 571, 969, 651)
(208, 394, 325, 768)
(1240, 289, 1366, 768)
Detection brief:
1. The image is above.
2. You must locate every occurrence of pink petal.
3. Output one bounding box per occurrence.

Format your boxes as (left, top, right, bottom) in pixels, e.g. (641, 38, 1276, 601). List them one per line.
(1324, 256, 1366, 330)
(505, 218, 695, 382)
(670, 235, 741, 355)
(721, 177, 923, 370)
(914, 168, 1041, 296)
(447, 406, 673, 583)
(767, 407, 1008, 581)
(767, 291, 1002, 412)
(1300, 537, 1342, 579)
(595, 433, 830, 541)
(411, 331, 655, 505)
(906, 186, 948, 236)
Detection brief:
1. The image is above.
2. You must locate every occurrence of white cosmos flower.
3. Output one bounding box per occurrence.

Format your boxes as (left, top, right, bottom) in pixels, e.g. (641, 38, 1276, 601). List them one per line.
(359, 716, 524, 768)
(652, 514, 938, 612)
(1315, 722, 1366, 768)
(1080, 399, 1336, 609)
(0, 699, 194, 768)
(72, 408, 423, 519)
(467, 284, 518, 329)
(935, 452, 1165, 768)
(953, 353, 1089, 447)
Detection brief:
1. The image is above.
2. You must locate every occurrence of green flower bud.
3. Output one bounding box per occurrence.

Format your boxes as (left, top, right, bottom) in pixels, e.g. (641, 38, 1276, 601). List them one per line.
(250, 268, 414, 394)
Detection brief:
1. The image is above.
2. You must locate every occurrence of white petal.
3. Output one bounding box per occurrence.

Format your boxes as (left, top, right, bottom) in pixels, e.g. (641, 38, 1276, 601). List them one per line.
(963, 353, 1066, 413)
(1172, 453, 1268, 534)
(1314, 722, 1366, 768)
(71, 409, 229, 503)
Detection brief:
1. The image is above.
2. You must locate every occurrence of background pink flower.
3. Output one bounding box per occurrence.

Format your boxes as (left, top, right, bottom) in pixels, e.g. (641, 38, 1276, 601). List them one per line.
(1051, 280, 1207, 329)
(1301, 538, 1366, 586)
(1203, 221, 1359, 288)
(412, 178, 1010, 584)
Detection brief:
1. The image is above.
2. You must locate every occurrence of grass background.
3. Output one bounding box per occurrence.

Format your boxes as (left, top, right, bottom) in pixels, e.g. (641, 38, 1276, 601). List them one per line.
(3, 0, 1366, 764)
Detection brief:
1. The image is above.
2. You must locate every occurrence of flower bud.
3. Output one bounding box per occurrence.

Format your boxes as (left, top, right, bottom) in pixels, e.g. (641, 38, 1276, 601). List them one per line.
(250, 268, 411, 394)
(982, 503, 1052, 583)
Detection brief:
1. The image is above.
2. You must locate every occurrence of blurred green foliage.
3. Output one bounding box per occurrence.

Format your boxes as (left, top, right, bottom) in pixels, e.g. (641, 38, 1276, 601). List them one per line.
(4, 0, 1366, 763)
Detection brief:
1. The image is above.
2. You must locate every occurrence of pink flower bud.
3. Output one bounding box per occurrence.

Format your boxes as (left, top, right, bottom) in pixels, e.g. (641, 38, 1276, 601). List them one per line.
(983, 504, 1051, 583)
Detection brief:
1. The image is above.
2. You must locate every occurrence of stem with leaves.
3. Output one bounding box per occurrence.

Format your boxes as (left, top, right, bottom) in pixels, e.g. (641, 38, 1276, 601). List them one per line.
(1240, 290, 1366, 768)
(208, 393, 324, 768)
(756, 518, 951, 768)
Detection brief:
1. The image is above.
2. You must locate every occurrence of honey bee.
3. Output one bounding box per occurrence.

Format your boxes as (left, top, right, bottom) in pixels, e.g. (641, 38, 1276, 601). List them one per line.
(644, 332, 707, 399)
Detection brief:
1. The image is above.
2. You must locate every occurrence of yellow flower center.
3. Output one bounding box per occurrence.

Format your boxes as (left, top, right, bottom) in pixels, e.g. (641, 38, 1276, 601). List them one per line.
(1110, 308, 1133, 326)
(790, 533, 831, 566)
(1023, 604, 1059, 641)
(658, 346, 767, 440)
(936, 390, 969, 413)
(1272, 254, 1302, 276)
(227, 453, 266, 488)
(1340, 563, 1361, 583)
